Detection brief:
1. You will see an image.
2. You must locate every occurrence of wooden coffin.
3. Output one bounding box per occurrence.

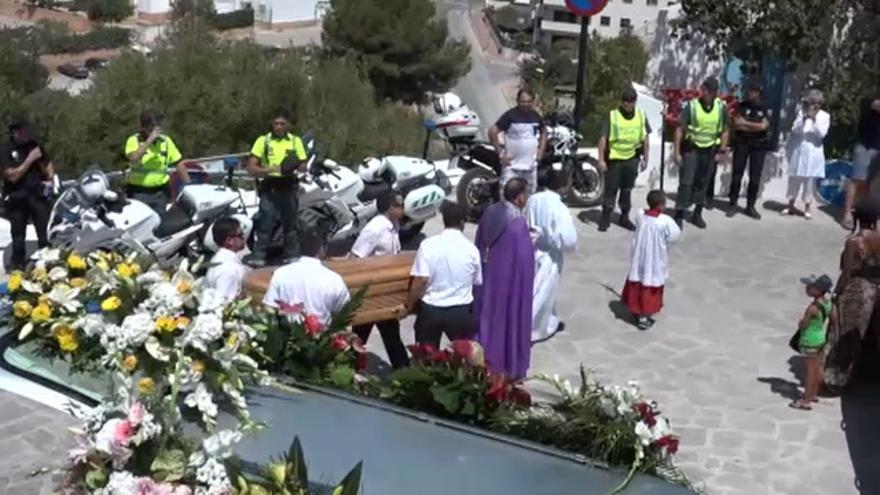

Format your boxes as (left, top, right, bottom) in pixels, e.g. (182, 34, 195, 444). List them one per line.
(243, 252, 416, 326)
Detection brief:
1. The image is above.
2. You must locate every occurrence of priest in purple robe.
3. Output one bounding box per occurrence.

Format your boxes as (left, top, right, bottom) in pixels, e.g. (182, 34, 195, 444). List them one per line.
(473, 177, 536, 379)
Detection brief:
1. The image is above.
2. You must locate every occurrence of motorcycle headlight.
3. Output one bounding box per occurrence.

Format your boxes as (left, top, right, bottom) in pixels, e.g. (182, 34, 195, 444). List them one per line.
(425, 170, 436, 180)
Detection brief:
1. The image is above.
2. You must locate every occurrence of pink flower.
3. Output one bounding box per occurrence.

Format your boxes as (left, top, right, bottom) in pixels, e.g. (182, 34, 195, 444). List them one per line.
(654, 435, 679, 455)
(277, 301, 304, 316)
(304, 314, 322, 337)
(332, 334, 350, 351)
(451, 340, 485, 367)
(128, 401, 145, 427)
(114, 419, 134, 444)
(635, 402, 657, 427)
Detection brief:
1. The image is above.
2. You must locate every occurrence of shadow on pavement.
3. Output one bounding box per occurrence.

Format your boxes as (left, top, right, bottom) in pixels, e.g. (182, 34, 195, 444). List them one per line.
(577, 209, 600, 225)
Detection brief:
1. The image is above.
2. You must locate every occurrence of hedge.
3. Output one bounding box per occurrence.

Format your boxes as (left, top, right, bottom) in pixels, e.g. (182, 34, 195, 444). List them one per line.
(43, 27, 132, 54)
(211, 7, 254, 31)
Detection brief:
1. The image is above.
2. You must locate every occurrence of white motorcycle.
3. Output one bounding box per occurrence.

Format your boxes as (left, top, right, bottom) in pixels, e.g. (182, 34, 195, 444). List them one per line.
(48, 169, 253, 259)
(455, 112, 603, 220)
(423, 92, 482, 155)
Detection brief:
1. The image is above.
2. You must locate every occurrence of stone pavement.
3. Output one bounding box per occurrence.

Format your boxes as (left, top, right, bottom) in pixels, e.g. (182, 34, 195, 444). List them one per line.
(0, 389, 76, 494)
(385, 192, 868, 495)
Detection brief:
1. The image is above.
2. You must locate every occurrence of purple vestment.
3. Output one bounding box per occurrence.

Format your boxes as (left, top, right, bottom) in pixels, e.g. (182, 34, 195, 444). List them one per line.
(472, 202, 535, 380)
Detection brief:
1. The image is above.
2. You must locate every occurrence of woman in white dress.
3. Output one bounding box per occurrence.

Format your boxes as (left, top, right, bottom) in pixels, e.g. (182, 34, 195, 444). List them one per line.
(783, 89, 831, 219)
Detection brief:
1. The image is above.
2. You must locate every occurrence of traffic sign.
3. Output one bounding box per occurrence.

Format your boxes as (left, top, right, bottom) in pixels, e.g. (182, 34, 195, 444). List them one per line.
(817, 159, 852, 207)
(565, 0, 609, 17)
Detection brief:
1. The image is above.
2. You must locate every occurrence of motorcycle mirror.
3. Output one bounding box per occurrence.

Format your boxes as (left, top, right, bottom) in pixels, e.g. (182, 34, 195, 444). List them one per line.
(103, 191, 119, 202)
(322, 159, 340, 170)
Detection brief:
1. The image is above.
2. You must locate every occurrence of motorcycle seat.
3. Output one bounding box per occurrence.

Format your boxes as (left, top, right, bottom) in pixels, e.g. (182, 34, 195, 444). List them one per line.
(154, 204, 193, 238)
(357, 182, 392, 203)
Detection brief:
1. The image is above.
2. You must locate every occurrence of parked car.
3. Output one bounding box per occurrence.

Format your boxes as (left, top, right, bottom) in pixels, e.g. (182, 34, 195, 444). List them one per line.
(84, 57, 109, 71)
(57, 63, 89, 80)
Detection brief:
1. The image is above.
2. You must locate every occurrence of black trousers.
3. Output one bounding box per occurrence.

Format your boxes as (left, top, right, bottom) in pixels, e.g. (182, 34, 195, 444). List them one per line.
(353, 319, 410, 369)
(414, 302, 474, 349)
(253, 186, 299, 261)
(602, 157, 639, 212)
(7, 195, 50, 269)
(676, 146, 717, 211)
(729, 144, 768, 205)
(126, 183, 169, 214)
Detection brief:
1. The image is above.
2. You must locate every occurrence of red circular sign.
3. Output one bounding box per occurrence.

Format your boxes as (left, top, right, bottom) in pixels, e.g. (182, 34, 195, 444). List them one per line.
(565, 0, 609, 17)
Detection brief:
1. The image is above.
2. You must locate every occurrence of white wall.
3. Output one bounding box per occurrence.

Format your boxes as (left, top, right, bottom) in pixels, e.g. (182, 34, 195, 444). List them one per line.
(264, 0, 321, 24)
(137, 0, 171, 14)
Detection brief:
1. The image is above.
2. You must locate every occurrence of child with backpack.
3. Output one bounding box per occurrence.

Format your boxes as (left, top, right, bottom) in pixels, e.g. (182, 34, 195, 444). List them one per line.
(789, 274, 833, 410)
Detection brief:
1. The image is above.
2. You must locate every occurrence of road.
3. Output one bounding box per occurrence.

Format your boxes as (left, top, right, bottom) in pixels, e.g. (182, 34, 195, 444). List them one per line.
(436, 0, 518, 137)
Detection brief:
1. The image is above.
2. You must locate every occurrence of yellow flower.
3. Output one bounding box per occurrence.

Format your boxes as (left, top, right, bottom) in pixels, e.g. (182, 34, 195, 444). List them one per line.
(96, 260, 110, 271)
(191, 360, 206, 374)
(155, 315, 177, 333)
(116, 263, 135, 279)
(67, 253, 87, 270)
(226, 332, 239, 349)
(13, 300, 32, 319)
(175, 316, 191, 329)
(122, 355, 138, 372)
(177, 279, 192, 295)
(137, 377, 156, 395)
(7, 271, 23, 292)
(38, 294, 50, 306)
(101, 296, 122, 312)
(69, 277, 88, 289)
(30, 303, 52, 323)
(32, 266, 48, 282)
(54, 325, 79, 352)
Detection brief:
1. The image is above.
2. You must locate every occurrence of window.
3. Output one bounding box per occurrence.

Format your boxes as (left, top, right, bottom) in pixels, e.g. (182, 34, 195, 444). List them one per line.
(552, 10, 577, 23)
(647, 0, 658, 5)
(620, 18, 632, 28)
(600, 16, 611, 26)
(623, 0, 633, 3)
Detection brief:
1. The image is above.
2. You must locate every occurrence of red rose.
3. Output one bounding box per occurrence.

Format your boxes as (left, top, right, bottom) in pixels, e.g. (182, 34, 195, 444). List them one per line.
(407, 343, 437, 362)
(635, 402, 657, 427)
(485, 374, 507, 403)
(304, 314, 322, 337)
(332, 334, 349, 351)
(509, 387, 532, 407)
(655, 435, 679, 455)
(357, 351, 367, 371)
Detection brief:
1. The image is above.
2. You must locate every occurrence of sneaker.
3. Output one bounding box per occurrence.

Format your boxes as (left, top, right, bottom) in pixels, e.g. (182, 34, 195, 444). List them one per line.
(780, 207, 793, 216)
(243, 254, 267, 268)
(636, 316, 650, 330)
(619, 215, 636, 231)
(744, 205, 762, 220)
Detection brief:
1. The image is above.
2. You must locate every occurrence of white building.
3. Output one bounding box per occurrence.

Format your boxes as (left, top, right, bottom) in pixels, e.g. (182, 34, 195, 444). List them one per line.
(533, 0, 677, 46)
(135, 0, 329, 27)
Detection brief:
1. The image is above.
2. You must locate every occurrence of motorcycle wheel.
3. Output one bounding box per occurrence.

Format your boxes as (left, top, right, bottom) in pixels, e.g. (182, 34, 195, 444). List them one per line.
(456, 167, 498, 222)
(399, 221, 425, 242)
(565, 156, 604, 207)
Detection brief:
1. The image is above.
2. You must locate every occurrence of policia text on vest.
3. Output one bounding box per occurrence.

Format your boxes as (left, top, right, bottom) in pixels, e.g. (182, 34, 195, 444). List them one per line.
(672, 94, 729, 228)
(597, 102, 650, 232)
(245, 129, 308, 266)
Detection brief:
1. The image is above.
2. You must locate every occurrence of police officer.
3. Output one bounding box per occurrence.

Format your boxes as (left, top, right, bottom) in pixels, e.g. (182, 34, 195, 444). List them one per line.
(727, 79, 771, 220)
(125, 110, 189, 213)
(673, 77, 729, 229)
(2, 119, 55, 269)
(244, 109, 308, 267)
(596, 86, 651, 232)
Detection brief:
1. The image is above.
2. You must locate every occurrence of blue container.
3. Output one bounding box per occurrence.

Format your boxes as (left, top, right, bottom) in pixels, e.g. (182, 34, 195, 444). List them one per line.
(817, 160, 853, 207)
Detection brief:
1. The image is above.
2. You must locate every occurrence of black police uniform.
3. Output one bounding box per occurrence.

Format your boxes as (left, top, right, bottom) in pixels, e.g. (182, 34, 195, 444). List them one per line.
(1, 136, 52, 269)
(729, 99, 771, 212)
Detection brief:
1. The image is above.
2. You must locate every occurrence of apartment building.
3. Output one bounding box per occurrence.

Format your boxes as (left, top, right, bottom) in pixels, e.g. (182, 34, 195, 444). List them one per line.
(135, 0, 329, 27)
(533, 0, 677, 46)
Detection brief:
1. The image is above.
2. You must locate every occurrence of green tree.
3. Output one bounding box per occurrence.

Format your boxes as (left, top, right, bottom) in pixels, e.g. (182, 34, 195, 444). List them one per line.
(87, 0, 134, 23)
(0, 29, 48, 96)
(322, 0, 471, 103)
(170, 0, 217, 21)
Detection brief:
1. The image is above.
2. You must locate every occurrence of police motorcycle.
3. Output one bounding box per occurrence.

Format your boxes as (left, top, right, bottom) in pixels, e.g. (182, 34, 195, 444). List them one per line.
(454, 111, 603, 220)
(47, 168, 253, 260)
(427, 92, 482, 153)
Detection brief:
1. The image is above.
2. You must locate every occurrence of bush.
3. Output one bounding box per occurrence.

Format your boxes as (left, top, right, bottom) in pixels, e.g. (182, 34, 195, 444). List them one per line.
(211, 7, 254, 31)
(43, 27, 132, 54)
(86, 0, 133, 23)
(0, 30, 49, 95)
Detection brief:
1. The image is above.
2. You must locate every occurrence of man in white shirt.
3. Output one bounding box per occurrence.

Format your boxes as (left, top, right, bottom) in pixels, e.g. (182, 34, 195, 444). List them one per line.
(407, 202, 482, 349)
(205, 217, 250, 303)
(263, 229, 350, 326)
(526, 170, 577, 342)
(489, 88, 548, 195)
(349, 192, 409, 368)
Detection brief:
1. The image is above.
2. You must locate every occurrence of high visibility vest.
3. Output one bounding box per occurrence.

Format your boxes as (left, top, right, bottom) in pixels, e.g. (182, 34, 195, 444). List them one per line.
(251, 132, 307, 177)
(608, 108, 647, 161)
(127, 134, 176, 188)
(686, 98, 723, 148)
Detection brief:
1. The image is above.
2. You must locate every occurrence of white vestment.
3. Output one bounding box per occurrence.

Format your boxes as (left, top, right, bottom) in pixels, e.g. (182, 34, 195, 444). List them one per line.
(626, 211, 681, 287)
(526, 190, 577, 342)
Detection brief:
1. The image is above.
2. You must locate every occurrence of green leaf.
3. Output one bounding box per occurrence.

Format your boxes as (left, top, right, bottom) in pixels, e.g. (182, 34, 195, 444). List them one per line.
(329, 365, 355, 387)
(430, 382, 462, 413)
(85, 467, 108, 490)
(150, 448, 188, 481)
(286, 436, 309, 488)
(331, 461, 363, 495)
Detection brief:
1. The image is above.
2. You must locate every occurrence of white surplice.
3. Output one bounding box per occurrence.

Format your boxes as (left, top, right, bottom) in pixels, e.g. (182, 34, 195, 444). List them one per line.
(626, 211, 682, 288)
(526, 190, 577, 342)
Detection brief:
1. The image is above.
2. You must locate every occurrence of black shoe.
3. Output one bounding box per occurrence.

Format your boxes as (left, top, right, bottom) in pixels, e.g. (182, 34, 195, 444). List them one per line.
(726, 200, 738, 218)
(637, 316, 650, 330)
(745, 205, 762, 220)
(556, 321, 566, 334)
(692, 207, 707, 229)
(619, 213, 636, 231)
(598, 210, 611, 232)
(704, 201, 714, 211)
(243, 254, 267, 268)
(673, 211, 685, 229)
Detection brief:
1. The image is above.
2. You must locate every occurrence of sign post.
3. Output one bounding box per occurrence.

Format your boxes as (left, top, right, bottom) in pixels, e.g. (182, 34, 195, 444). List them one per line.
(564, 0, 609, 132)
